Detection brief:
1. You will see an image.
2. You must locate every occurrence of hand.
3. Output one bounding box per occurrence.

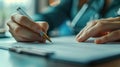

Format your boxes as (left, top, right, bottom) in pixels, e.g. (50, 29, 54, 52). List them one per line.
(7, 14, 49, 43)
(76, 17, 120, 44)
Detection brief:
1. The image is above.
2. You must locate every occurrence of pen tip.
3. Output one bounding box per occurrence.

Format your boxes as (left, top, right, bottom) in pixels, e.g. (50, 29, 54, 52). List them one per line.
(49, 40, 53, 43)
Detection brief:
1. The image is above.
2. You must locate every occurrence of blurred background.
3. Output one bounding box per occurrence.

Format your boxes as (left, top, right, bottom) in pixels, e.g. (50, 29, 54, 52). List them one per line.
(0, 0, 68, 37)
(0, 0, 59, 25)
(0, 0, 60, 19)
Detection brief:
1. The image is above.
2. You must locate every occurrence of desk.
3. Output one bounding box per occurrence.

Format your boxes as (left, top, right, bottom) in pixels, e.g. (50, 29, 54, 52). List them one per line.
(0, 37, 120, 67)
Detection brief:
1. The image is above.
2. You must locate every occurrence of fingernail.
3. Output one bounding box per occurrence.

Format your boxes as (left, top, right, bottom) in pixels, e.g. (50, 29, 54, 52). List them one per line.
(77, 36, 84, 42)
(95, 39, 101, 44)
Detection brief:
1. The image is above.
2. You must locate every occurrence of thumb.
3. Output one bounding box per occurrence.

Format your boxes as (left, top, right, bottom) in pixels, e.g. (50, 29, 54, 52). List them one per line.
(36, 21, 49, 33)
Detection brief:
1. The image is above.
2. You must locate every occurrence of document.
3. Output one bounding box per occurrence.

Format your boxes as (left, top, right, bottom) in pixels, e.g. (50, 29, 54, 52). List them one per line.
(0, 36, 120, 64)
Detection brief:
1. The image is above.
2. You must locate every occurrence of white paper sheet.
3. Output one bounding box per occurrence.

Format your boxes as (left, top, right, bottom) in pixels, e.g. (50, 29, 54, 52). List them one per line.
(0, 36, 120, 64)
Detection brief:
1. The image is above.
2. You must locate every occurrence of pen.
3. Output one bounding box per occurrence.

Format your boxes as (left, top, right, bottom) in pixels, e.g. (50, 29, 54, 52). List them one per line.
(17, 7, 52, 43)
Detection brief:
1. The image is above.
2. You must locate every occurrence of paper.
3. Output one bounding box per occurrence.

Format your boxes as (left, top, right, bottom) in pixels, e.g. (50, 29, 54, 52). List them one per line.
(0, 36, 120, 64)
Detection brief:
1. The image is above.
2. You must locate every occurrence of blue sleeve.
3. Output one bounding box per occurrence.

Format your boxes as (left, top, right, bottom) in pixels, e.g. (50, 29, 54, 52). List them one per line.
(104, 0, 120, 17)
(34, 0, 73, 32)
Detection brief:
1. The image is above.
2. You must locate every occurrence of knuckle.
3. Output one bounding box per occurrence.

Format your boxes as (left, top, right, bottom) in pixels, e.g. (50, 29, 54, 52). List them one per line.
(7, 21, 13, 29)
(11, 14, 17, 21)
(96, 22, 106, 31)
(11, 14, 15, 19)
(6, 20, 12, 26)
(84, 31, 90, 36)
(19, 16, 27, 23)
(97, 22, 105, 27)
(14, 26, 21, 34)
(87, 20, 97, 26)
(11, 14, 27, 24)
(42, 22, 49, 30)
(7, 22, 10, 26)
(31, 23, 39, 31)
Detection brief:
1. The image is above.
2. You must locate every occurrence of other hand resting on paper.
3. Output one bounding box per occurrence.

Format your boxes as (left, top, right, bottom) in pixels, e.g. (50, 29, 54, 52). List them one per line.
(76, 17, 120, 44)
(7, 14, 49, 43)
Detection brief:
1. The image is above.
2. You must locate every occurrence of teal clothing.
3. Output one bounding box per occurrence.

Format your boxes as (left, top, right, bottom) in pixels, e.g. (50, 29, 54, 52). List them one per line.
(34, 0, 120, 34)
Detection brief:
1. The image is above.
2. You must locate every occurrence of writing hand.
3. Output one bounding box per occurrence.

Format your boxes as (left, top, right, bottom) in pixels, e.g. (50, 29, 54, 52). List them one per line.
(7, 14, 49, 43)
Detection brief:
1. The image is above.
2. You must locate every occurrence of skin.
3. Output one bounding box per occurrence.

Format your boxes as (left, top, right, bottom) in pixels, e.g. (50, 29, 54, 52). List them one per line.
(7, 14, 49, 43)
(76, 17, 120, 44)
(7, 14, 120, 44)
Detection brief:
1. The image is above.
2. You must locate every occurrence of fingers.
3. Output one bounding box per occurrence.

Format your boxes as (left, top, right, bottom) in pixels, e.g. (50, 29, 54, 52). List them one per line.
(95, 30, 120, 44)
(7, 14, 49, 42)
(36, 21, 49, 33)
(9, 29, 34, 42)
(76, 19, 120, 43)
(76, 20, 98, 42)
(100, 17, 120, 21)
(77, 23, 99, 42)
(7, 20, 45, 42)
(76, 20, 97, 39)
(11, 14, 43, 33)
